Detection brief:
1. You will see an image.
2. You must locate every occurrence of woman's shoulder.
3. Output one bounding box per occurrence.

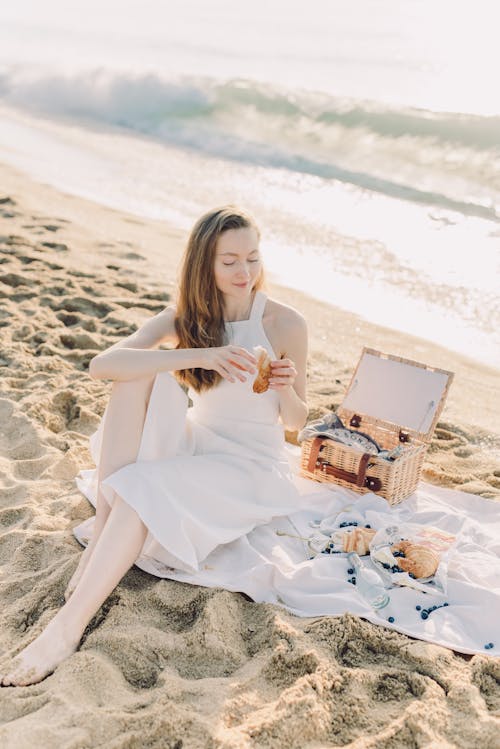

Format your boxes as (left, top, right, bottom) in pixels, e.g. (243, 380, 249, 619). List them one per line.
(262, 296, 307, 359)
(263, 295, 307, 329)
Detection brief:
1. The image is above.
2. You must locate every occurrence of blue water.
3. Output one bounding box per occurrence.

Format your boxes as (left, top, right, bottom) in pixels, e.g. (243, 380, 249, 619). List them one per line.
(0, 0, 499, 366)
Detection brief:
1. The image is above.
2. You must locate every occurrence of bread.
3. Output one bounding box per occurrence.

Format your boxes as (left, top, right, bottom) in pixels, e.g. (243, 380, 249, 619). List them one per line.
(391, 541, 440, 578)
(341, 527, 376, 555)
(252, 345, 273, 394)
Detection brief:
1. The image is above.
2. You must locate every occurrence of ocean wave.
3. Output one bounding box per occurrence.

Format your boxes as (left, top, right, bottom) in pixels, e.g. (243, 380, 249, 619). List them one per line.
(1, 66, 498, 220)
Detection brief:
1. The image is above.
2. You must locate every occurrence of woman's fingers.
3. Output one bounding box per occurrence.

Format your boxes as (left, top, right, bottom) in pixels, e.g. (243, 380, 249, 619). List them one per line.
(269, 358, 297, 388)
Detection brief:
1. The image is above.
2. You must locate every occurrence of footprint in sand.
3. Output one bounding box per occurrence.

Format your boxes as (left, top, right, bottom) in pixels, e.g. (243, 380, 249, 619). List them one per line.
(50, 296, 114, 318)
(0, 196, 19, 219)
(58, 332, 100, 351)
(0, 272, 31, 288)
(22, 224, 61, 232)
(115, 281, 138, 292)
(0, 400, 47, 461)
(56, 312, 97, 333)
(124, 252, 146, 261)
(39, 242, 68, 253)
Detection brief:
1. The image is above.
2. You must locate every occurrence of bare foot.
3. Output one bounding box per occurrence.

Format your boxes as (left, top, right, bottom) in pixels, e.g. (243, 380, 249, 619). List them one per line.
(0, 613, 82, 687)
(64, 544, 94, 601)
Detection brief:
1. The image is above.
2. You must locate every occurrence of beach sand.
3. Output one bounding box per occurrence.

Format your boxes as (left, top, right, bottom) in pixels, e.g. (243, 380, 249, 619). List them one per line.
(0, 160, 499, 747)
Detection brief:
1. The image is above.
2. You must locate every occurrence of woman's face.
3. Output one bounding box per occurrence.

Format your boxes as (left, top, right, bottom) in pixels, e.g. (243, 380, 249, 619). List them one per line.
(213, 226, 262, 297)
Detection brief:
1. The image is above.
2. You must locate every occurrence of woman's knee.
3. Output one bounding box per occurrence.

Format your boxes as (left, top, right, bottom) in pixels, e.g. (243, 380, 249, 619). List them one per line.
(110, 376, 156, 407)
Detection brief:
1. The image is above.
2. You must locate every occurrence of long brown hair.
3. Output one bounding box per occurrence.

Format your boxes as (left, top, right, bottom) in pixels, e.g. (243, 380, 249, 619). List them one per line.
(173, 205, 268, 393)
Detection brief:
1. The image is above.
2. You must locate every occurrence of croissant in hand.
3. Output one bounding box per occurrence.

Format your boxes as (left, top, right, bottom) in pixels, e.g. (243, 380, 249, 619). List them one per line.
(252, 345, 273, 393)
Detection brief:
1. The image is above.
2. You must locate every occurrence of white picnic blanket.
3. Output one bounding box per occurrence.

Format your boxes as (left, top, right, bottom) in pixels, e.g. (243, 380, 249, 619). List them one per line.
(75, 442, 500, 656)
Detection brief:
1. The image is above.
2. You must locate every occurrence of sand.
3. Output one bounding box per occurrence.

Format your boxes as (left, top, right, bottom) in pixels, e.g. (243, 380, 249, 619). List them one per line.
(0, 160, 499, 748)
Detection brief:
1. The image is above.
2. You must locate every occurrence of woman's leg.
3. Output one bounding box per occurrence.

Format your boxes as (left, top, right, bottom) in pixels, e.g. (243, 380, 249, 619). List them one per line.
(0, 493, 149, 687)
(64, 376, 156, 600)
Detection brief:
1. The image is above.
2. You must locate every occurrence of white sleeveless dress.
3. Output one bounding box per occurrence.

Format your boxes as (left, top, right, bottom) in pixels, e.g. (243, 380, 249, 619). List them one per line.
(74, 290, 305, 575)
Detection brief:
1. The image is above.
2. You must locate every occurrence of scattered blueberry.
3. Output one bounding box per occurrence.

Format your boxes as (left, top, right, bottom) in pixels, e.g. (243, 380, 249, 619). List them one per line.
(409, 573, 416, 579)
(347, 568, 354, 575)
(443, 602, 449, 607)
(416, 605, 421, 611)
(388, 616, 395, 623)
(351, 577, 357, 585)
(382, 563, 391, 570)
(421, 611, 429, 620)
(365, 524, 371, 528)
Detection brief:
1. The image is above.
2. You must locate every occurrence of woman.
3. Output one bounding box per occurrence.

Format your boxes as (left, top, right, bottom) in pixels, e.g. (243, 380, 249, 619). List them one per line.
(0, 205, 309, 687)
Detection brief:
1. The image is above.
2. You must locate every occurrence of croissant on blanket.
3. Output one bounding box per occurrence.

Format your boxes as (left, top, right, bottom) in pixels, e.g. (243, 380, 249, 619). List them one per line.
(391, 540, 440, 578)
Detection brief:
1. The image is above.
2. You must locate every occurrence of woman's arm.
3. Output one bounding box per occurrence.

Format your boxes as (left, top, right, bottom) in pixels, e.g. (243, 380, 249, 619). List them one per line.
(89, 306, 196, 381)
(270, 311, 309, 432)
(89, 306, 257, 382)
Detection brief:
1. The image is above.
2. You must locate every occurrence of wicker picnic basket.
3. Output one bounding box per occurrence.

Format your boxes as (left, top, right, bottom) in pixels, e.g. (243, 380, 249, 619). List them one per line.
(300, 347, 454, 505)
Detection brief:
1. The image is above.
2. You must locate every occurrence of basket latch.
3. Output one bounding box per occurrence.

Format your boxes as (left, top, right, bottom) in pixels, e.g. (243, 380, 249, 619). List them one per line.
(350, 414, 362, 428)
(399, 430, 410, 443)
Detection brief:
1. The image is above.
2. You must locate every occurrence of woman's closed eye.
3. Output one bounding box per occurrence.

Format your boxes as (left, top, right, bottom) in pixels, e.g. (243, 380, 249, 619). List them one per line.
(223, 260, 260, 266)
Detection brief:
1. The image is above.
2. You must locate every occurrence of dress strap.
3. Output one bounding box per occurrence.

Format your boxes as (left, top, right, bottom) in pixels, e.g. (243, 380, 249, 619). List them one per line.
(248, 291, 267, 321)
(250, 290, 267, 322)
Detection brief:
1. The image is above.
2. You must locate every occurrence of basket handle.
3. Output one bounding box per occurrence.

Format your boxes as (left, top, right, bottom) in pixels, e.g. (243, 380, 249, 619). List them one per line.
(306, 436, 381, 491)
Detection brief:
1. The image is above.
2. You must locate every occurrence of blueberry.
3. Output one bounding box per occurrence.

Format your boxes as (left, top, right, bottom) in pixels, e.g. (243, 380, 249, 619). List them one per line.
(351, 577, 357, 585)
(388, 616, 395, 623)
(352, 521, 358, 526)
(409, 573, 416, 579)
(484, 643, 491, 649)
(365, 524, 371, 528)
(329, 542, 334, 548)
(443, 602, 449, 606)
(416, 605, 421, 611)
(421, 611, 429, 620)
(308, 556, 315, 560)
(347, 568, 354, 575)
(382, 563, 390, 570)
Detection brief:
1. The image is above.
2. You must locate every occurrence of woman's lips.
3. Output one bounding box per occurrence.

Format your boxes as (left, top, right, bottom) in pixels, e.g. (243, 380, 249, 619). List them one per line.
(233, 282, 249, 287)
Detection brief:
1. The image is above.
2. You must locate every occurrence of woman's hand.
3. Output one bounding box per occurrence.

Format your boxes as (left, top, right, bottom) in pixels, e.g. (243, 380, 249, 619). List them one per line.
(268, 357, 297, 391)
(199, 346, 258, 383)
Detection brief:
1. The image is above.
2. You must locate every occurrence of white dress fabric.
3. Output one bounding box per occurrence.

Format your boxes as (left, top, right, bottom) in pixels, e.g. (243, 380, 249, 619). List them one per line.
(74, 290, 500, 657)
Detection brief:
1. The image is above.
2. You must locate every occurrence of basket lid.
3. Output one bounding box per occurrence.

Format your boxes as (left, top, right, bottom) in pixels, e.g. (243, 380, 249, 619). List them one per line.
(337, 347, 454, 442)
